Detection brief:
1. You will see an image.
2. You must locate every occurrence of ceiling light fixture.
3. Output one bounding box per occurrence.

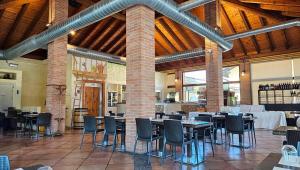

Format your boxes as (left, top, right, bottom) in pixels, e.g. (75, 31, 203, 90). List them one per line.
(6, 60, 18, 68)
(70, 30, 76, 36)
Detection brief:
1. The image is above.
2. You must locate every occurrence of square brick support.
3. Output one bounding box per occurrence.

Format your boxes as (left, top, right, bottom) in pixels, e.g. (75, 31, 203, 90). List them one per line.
(126, 5, 155, 153)
(46, 0, 68, 132)
(240, 62, 252, 105)
(175, 70, 183, 101)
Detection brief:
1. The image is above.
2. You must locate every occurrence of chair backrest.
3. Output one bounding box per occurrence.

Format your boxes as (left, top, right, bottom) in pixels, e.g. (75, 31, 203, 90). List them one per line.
(225, 115, 244, 133)
(104, 116, 116, 134)
(176, 111, 187, 115)
(7, 109, 17, 118)
(220, 112, 229, 116)
(37, 113, 52, 127)
(117, 113, 125, 117)
(164, 120, 184, 144)
(83, 115, 97, 132)
(155, 112, 165, 119)
(0, 155, 10, 170)
(195, 115, 212, 122)
(135, 118, 152, 140)
(109, 112, 116, 116)
(169, 115, 182, 120)
(0, 112, 5, 127)
(286, 130, 300, 148)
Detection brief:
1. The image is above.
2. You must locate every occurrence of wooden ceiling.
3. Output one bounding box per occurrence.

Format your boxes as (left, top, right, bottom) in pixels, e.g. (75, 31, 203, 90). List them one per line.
(0, 0, 299, 71)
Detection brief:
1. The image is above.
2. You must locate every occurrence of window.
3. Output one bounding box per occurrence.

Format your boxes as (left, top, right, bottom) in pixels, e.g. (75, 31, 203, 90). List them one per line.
(182, 66, 241, 105)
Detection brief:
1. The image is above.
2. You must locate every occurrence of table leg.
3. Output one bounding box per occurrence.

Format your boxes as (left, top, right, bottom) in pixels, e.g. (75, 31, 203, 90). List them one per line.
(120, 123, 126, 151)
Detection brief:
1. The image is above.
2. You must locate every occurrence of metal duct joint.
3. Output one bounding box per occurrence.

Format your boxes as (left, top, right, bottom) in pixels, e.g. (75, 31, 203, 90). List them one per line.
(178, 0, 216, 11)
(0, 0, 232, 60)
(155, 48, 205, 64)
(225, 19, 300, 41)
(67, 45, 126, 65)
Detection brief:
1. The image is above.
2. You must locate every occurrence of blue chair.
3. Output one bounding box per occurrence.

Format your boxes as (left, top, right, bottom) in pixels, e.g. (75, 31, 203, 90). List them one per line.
(0, 155, 10, 170)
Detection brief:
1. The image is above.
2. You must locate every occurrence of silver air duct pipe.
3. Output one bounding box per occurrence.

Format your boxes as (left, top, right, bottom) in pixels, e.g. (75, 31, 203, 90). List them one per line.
(155, 48, 205, 64)
(225, 19, 300, 41)
(0, 0, 232, 61)
(179, 0, 215, 11)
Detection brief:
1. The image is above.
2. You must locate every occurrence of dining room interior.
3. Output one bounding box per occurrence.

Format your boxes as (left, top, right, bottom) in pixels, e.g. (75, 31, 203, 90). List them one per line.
(0, 0, 300, 169)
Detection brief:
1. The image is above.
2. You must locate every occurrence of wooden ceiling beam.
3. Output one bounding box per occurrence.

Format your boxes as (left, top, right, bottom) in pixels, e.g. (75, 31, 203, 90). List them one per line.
(0, 0, 41, 10)
(112, 13, 125, 21)
(2, 3, 29, 48)
(260, 4, 300, 12)
(21, 1, 47, 40)
(155, 40, 169, 55)
(155, 26, 177, 52)
(282, 11, 300, 17)
(220, 5, 247, 56)
(115, 44, 125, 56)
(99, 23, 125, 51)
(221, 0, 286, 22)
(89, 19, 119, 50)
(156, 19, 185, 51)
(79, 18, 111, 47)
(240, 0, 300, 6)
(107, 35, 125, 54)
(239, 10, 260, 54)
(282, 29, 290, 49)
(154, 32, 174, 54)
(258, 17, 274, 51)
(162, 18, 195, 49)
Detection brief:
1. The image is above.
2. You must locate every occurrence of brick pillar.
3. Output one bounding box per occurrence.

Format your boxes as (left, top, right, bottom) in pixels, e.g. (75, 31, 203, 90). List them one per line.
(240, 62, 252, 104)
(126, 6, 155, 152)
(46, 0, 68, 132)
(175, 70, 183, 101)
(205, 1, 224, 112)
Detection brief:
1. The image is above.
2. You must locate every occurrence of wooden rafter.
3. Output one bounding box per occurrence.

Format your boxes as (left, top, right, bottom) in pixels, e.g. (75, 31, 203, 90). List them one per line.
(115, 44, 125, 56)
(99, 24, 125, 51)
(89, 19, 119, 50)
(156, 20, 185, 51)
(0, 9, 4, 18)
(21, 1, 47, 40)
(220, 5, 247, 56)
(155, 39, 169, 55)
(79, 18, 111, 47)
(107, 35, 125, 54)
(0, 0, 41, 9)
(162, 18, 194, 49)
(282, 29, 290, 49)
(240, 0, 300, 6)
(258, 17, 274, 51)
(282, 11, 300, 17)
(2, 3, 29, 48)
(260, 4, 300, 12)
(239, 10, 260, 54)
(154, 31, 174, 54)
(155, 26, 177, 52)
(112, 13, 125, 21)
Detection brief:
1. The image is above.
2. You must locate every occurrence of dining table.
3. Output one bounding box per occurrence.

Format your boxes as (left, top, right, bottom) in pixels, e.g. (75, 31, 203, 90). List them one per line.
(23, 113, 39, 136)
(95, 116, 126, 151)
(151, 118, 213, 165)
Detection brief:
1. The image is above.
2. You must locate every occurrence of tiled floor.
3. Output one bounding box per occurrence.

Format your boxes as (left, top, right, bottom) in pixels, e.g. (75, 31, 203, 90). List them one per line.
(0, 129, 285, 170)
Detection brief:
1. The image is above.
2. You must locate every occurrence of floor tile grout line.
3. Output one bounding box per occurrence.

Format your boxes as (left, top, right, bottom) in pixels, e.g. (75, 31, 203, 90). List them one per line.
(76, 148, 96, 170)
(105, 150, 114, 170)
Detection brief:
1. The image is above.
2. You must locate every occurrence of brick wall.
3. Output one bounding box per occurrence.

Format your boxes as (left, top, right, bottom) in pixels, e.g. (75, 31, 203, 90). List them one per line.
(46, 0, 68, 132)
(240, 62, 252, 104)
(175, 70, 183, 101)
(126, 5, 155, 153)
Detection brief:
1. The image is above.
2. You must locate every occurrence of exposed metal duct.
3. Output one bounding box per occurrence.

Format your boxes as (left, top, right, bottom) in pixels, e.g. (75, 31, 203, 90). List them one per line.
(179, 0, 215, 11)
(225, 19, 300, 41)
(67, 45, 126, 65)
(0, 0, 232, 61)
(155, 48, 205, 64)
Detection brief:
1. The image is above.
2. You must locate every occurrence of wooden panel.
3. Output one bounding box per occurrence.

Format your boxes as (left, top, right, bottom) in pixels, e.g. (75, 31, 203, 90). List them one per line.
(83, 86, 100, 116)
(261, 4, 300, 12)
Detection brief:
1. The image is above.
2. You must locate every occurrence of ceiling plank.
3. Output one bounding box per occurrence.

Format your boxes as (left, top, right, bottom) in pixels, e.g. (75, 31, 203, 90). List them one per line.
(260, 4, 300, 12)
(107, 35, 125, 54)
(115, 44, 125, 56)
(156, 20, 185, 51)
(282, 29, 290, 49)
(89, 19, 119, 49)
(258, 17, 274, 51)
(240, 0, 300, 6)
(162, 18, 195, 49)
(155, 39, 169, 55)
(0, 0, 41, 10)
(282, 11, 300, 17)
(0, 9, 4, 18)
(220, 5, 247, 56)
(79, 18, 111, 47)
(99, 23, 125, 51)
(21, 1, 47, 40)
(2, 3, 29, 48)
(221, 0, 286, 22)
(112, 13, 125, 21)
(239, 10, 260, 54)
(155, 26, 177, 53)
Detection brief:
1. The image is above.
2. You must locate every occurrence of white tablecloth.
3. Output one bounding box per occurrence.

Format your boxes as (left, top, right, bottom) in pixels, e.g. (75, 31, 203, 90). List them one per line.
(189, 111, 287, 130)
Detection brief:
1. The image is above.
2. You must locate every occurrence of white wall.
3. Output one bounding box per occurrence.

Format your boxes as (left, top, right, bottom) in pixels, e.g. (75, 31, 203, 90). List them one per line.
(251, 58, 300, 104)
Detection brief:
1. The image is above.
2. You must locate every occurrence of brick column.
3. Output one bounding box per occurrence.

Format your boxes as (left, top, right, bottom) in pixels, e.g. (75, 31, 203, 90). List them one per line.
(46, 0, 68, 132)
(126, 6, 155, 152)
(240, 62, 252, 104)
(205, 1, 224, 112)
(175, 70, 183, 101)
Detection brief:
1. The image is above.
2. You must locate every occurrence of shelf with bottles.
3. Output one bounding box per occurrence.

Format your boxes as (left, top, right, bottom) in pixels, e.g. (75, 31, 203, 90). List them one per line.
(258, 82, 300, 91)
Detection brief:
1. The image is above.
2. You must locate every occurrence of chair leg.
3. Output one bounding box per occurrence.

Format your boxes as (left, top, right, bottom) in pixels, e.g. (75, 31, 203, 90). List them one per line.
(160, 140, 166, 165)
(180, 145, 185, 169)
(248, 131, 251, 147)
(148, 141, 152, 164)
(209, 133, 214, 157)
(194, 139, 199, 163)
(203, 137, 205, 158)
(133, 138, 138, 159)
(242, 134, 245, 151)
(253, 125, 256, 145)
(112, 134, 117, 152)
(93, 132, 97, 149)
(80, 132, 85, 149)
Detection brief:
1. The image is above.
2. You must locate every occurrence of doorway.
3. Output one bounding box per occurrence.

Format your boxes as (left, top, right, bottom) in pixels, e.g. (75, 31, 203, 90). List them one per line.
(82, 82, 104, 117)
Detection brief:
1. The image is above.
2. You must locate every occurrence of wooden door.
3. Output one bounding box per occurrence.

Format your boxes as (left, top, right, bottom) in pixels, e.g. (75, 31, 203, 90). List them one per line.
(83, 86, 100, 116)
